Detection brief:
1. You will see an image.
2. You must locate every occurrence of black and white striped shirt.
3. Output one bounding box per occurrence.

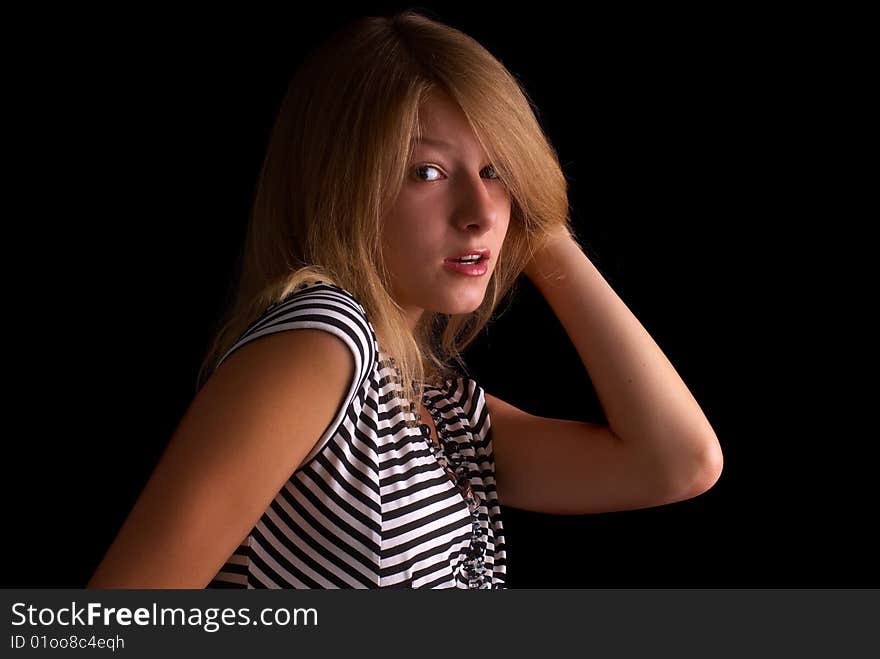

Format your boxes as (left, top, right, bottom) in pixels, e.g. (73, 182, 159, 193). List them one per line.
(207, 281, 507, 588)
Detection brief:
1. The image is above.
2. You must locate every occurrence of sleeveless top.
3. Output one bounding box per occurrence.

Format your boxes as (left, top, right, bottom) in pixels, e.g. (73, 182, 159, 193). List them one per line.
(206, 281, 507, 588)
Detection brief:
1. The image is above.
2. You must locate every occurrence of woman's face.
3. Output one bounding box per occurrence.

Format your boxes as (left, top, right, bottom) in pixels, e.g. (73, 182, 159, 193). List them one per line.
(381, 92, 511, 331)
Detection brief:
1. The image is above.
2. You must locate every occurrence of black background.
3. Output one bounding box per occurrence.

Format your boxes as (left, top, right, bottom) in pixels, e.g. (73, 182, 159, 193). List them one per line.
(8, 6, 873, 587)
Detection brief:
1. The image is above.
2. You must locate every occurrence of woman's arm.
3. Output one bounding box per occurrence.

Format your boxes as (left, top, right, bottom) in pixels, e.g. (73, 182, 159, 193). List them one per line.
(522, 228, 723, 496)
(86, 329, 355, 589)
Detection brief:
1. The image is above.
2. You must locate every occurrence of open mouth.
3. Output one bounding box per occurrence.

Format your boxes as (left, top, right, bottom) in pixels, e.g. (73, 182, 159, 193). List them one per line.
(443, 251, 490, 276)
(444, 248, 490, 264)
(446, 255, 486, 264)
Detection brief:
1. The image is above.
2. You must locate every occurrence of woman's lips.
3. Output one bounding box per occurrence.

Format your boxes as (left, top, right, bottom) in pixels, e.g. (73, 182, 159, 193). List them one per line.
(442, 257, 489, 276)
(444, 248, 491, 261)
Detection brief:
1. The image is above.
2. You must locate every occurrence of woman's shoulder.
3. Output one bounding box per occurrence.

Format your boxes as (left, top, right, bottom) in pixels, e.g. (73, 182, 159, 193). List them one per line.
(263, 281, 374, 331)
(218, 280, 378, 375)
(273, 280, 369, 319)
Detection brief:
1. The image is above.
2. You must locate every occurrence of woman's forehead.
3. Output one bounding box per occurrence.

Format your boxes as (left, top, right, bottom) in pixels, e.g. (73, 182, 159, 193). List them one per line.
(417, 91, 470, 132)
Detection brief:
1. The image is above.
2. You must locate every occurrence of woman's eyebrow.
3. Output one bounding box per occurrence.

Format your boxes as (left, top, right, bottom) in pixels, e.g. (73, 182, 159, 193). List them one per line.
(413, 137, 492, 165)
(415, 136, 455, 151)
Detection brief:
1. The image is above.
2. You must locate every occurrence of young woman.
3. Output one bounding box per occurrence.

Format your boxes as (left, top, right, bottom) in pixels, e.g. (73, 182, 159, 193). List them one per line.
(87, 9, 722, 589)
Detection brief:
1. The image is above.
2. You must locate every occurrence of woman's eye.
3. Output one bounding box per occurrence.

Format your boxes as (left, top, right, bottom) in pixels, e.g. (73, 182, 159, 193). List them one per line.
(413, 164, 443, 182)
(412, 164, 501, 182)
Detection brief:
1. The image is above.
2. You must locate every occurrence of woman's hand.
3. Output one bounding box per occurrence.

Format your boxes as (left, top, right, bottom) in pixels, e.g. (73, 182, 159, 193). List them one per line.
(522, 225, 581, 283)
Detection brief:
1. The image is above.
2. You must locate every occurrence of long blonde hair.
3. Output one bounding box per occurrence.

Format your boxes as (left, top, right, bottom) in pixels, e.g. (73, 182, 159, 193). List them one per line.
(196, 9, 575, 421)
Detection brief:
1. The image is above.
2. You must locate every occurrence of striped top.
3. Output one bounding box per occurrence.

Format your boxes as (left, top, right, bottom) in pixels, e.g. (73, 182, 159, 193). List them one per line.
(207, 281, 507, 588)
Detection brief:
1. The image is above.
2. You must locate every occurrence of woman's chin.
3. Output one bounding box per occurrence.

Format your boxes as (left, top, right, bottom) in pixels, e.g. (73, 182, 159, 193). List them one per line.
(435, 292, 486, 316)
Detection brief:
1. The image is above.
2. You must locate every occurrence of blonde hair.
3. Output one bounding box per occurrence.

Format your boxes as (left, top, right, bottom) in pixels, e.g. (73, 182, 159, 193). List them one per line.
(196, 9, 575, 423)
